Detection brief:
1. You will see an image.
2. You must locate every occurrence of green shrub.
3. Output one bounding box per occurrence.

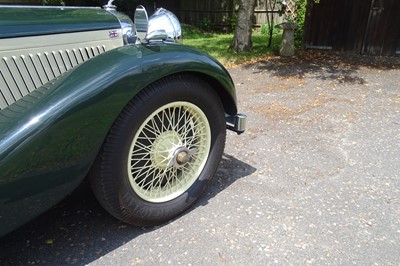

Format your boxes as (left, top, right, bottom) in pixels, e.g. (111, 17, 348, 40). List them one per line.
(197, 17, 212, 32)
(293, 0, 307, 47)
(260, 23, 282, 36)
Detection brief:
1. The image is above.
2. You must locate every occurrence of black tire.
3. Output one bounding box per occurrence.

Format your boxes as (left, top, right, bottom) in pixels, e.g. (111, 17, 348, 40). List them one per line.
(89, 74, 226, 226)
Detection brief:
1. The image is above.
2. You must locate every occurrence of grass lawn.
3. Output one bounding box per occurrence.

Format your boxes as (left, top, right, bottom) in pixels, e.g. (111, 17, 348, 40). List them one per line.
(182, 25, 282, 67)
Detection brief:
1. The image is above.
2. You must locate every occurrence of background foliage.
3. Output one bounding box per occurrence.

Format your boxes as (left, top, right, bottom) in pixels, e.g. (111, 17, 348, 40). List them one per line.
(293, 0, 307, 46)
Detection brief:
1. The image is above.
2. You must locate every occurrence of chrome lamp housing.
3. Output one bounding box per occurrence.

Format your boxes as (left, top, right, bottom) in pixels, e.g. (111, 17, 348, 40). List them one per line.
(147, 8, 182, 43)
(134, 6, 182, 44)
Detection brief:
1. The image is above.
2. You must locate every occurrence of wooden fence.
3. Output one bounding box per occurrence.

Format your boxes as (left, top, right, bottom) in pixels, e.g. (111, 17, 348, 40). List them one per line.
(157, 0, 283, 31)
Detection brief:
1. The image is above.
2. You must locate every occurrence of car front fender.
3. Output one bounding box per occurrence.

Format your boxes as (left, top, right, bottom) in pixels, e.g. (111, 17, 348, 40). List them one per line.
(0, 43, 237, 236)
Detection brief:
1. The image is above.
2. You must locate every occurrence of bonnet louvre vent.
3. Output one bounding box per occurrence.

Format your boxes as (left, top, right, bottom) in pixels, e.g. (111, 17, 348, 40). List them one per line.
(0, 45, 107, 110)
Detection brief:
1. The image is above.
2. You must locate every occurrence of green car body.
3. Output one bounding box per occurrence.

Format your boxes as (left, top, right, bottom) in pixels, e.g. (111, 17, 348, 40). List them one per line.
(0, 5, 244, 237)
(0, 6, 121, 38)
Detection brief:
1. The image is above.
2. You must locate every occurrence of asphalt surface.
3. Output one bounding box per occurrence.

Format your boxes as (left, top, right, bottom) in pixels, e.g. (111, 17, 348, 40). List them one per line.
(0, 52, 399, 265)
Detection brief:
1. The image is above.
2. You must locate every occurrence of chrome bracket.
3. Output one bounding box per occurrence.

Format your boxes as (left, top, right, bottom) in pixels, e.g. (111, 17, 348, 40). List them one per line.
(226, 113, 247, 135)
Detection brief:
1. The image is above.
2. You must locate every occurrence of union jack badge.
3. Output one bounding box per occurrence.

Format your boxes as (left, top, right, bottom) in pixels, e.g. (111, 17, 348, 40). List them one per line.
(109, 30, 119, 38)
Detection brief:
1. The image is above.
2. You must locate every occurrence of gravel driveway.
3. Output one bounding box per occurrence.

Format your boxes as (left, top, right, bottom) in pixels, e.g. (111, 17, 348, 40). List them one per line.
(1, 52, 399, 265)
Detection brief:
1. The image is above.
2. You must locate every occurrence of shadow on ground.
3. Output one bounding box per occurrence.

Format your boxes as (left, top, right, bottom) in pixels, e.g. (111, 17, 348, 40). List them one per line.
(0, 154, 255, 265)
(245, 51, 400, 85)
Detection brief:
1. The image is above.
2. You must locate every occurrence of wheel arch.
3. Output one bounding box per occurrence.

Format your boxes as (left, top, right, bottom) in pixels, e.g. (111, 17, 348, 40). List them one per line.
(180, 71, 238, 116)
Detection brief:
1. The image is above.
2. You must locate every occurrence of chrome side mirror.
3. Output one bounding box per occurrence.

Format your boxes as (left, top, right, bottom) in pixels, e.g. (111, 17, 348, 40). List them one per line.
(134, 5, 149, 41)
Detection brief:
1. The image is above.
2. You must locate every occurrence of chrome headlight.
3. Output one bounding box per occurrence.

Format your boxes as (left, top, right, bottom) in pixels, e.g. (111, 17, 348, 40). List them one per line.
(147, 8, 182, 43)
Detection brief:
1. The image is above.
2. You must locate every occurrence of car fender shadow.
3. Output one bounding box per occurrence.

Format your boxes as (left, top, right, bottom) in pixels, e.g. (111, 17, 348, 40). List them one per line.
(0, 154, 256, 265)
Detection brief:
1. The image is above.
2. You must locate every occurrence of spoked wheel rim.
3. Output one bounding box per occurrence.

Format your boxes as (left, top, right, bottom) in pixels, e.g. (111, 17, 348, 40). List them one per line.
(127, 101, 211, 203)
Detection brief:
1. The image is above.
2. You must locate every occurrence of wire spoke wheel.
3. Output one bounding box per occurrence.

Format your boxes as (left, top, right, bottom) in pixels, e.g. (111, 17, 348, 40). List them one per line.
(89, 74, 226, 226)
(128, 102, 211, 202)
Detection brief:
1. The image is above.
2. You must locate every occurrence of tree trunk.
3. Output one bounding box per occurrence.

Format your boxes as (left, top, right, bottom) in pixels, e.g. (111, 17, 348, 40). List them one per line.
(230, 0, 256, 52)
(266, 0, 277, 48)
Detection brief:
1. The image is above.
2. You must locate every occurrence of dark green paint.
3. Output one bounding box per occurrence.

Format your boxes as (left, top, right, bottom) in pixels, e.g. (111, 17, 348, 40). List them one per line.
(0, 43, 237, 236)
(0, 6, 120, 38)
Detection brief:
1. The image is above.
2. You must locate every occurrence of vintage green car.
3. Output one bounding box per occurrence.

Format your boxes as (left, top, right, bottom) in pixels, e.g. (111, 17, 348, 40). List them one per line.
(0, 1, 246, 237)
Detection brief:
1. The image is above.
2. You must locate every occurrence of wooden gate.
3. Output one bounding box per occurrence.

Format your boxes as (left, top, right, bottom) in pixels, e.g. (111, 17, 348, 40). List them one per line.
(362, 0, 400, 55)
(303, 0, 400, 56)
